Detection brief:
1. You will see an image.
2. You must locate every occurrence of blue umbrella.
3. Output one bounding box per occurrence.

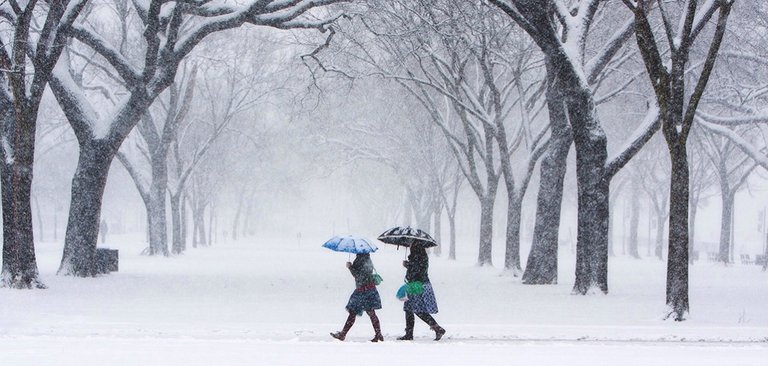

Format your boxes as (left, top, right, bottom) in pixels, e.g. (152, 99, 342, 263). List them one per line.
(322, 235, 378, 254)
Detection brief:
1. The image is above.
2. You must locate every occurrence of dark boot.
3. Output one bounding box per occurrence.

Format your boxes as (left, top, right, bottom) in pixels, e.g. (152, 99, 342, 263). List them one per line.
(367, 310, 384, 342)
(416, 313, 445, 341)
(431, 325, 446, 341)
(331, 312, 356, 341)
(398, 311, 414, 340)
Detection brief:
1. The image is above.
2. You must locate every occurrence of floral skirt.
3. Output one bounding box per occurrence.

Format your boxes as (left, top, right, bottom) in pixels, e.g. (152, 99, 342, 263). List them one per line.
(346, 288, 382, 316)
(403, 281, 438, 314)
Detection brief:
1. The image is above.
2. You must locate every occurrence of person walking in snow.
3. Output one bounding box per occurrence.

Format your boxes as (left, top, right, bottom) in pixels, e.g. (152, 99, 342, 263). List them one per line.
(398, 246, 446, 341)
(331, 253, 384, 342)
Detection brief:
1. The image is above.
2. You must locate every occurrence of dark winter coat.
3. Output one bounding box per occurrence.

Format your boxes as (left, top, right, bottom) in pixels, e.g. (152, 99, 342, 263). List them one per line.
(405, 248, 430, 283)
(350, 254, 376, 288)
(345, 253, 381, 315)
(403, 247, 438, 314)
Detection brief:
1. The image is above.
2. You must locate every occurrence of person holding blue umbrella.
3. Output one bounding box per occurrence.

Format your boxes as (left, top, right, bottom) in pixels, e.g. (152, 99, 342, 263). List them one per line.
(323, 236, 384, 342)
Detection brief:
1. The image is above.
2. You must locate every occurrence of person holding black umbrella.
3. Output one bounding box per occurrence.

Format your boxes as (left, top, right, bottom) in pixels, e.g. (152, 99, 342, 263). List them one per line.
(330, 253, 384, 342)
(398, 246, 446, 341)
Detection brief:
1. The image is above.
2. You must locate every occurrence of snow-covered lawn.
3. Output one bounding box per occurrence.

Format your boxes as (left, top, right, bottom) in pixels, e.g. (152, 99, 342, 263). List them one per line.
(1, 235, 766, 365)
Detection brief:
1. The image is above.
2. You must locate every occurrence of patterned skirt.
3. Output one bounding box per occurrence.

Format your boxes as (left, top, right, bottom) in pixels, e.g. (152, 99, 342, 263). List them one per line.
(403, 281, 439, 314)
(346, 288, 382, 316)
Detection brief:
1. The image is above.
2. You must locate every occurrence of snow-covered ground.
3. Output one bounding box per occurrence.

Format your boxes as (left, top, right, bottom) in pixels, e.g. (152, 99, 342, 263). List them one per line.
(1, 234, 766, 365)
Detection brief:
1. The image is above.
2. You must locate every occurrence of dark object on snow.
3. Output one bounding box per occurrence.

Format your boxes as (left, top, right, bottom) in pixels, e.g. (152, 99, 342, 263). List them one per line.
(377, 226, 437, 248)
(331, 254, 383, 342)
(398, 247, 445, 341)
(96, 248, 119, 274)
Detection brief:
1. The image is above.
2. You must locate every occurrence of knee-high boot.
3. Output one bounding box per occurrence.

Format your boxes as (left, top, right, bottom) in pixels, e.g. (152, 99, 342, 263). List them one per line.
(397, 311, 414, 340)
(416, 313, 445, 341)
(367, 310, 383, 342)
(331, 312, 356, 341)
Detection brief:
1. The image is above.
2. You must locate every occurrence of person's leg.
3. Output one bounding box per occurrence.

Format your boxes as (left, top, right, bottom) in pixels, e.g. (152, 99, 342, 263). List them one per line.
(331, 311, 356, 341)
(366, 310, 383, 342)
(397, 311, 414, 340)
(416, 313, 445, 341)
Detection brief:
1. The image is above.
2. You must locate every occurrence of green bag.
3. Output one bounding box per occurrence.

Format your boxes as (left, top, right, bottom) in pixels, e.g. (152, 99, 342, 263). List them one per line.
(372, 273, 383, 285)
(372, 265, 383, 285)
(405, 281, 424, 295)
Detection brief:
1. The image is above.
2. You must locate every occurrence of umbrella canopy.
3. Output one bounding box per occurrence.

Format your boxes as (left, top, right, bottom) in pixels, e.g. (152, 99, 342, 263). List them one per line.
(377, 226, 438, 248)
(322, 236, 378, 254)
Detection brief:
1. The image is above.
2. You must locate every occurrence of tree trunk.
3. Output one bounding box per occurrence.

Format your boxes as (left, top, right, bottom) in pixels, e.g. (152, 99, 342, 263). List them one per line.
(718, 190, 734, 264)
(208, 202, 215, 246)
(447, 212, 456, 260)
(477, 194, 495, 266)
(432, 204, 442, 256)
(180, 194, 187, 252)
(197, 207, 207, 247)
(1, 112, 44, 288)
(655, 212, 666, 260)
(566, 84, 610, 295)
(58, 141, 115, 276)
(523, 81, 571, 285)
(503, 194, 523, 275)
(688, 198, 698, 264)
(628, 182, 641, 259)
(666, 141, 690, 320)
(146, 151, 169, 256)
(170, 193, 183, 254)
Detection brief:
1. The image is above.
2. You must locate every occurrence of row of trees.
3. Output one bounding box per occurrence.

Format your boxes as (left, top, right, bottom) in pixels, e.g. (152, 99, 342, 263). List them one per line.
(1, 0, 349, 287)
(1, 0, 765, 324)
(306, 0, 763, 321)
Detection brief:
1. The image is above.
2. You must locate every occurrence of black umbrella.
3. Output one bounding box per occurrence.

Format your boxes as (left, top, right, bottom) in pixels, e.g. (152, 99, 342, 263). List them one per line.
(377, 226, 438, 248)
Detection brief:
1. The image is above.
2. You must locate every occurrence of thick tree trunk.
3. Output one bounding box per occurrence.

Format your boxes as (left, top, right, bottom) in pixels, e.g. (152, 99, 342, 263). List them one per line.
(58, 141, 115, 276)
(718, 190, 734, 264)
(567, 85, 610, 295)
(666, 141, 690, 320)
(1, 112, 44, 288)
(523, 83, 571, 285)
(628, 182, 641, 259)
(477, 194, 495, 266)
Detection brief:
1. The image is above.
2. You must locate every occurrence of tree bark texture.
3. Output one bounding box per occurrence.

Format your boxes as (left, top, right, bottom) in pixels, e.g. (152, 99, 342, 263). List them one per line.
(1, 112, 44, 288)
(477, 195, 495, 266)
(666, 142, 690, 320)
(564, 82, 610, 295)
(58, 141, 115, 276)
(523, 77, 571, 285)
(147, 151, 169, 256)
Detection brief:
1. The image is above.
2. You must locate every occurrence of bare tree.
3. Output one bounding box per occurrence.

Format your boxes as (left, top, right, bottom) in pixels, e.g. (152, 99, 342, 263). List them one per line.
(48, 0, 348, 276)
(624, 0, 735, 320)
(488, 0, 661, 291)
(0, 0, 89, 288)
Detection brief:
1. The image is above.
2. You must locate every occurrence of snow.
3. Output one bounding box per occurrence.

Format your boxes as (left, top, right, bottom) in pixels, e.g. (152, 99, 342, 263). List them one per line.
(2, 136, 13, 164)
(1, 234, 766, 365)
